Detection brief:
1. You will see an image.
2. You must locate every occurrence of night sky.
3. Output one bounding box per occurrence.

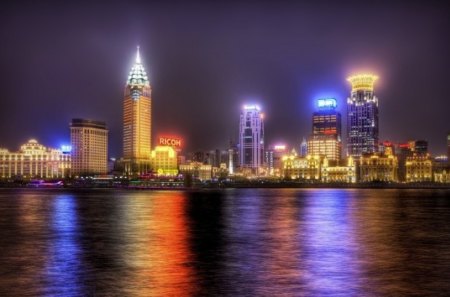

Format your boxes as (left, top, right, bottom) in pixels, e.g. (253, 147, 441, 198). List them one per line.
(1, 0, 449, 157)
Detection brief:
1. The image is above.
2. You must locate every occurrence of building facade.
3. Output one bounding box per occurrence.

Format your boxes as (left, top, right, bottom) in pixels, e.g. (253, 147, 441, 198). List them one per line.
(70, 119, 108, 176)
(347, 74, 379, 157)
(405, 153, 433, 183)
(308, 98, 342, 163)
(282, 150, 323, 181)
(123, 46, 152, 176)
(359, 153, 398, 182)
(321, 157, 356, 183)
(0, 139, 70, 179)
(179, 161, 212, 181)
(150, 146, 178, 176)
(239, 105, 264, 175)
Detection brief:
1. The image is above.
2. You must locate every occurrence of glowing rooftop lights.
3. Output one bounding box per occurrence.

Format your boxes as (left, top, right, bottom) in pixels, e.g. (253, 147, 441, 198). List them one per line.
(61, 145, 72, 153)
(274, 145, 286, 151)
(243, 104, 261, 111)
(126, 46, 150, 86)
(347, 74, 378, 91)
(317, 98, 337, 109)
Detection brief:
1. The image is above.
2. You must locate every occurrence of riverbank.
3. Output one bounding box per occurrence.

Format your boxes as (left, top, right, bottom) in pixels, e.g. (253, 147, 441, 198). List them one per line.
(1, 182, 449, 190)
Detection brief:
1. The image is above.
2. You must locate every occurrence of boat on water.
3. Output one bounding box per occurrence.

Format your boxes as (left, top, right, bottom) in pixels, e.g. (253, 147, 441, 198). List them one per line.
(26, 180, 64, 188)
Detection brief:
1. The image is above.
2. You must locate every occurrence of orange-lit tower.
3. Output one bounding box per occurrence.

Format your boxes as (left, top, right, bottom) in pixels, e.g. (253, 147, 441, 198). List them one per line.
(123, 46, 152, 176)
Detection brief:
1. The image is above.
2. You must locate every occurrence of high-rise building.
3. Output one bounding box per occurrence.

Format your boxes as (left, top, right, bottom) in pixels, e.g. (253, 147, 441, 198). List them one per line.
(347, 74, 379, 157)
(239, 105, 264, 175)
(307, 98, 342, 163)
(70, 119, 108, 176)
(123, 46, 152, 176)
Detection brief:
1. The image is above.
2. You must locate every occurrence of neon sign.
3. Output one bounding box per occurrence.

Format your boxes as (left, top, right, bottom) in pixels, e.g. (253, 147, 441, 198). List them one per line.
(159, 137, 182, 148)
(61, 145, 72, 153)
(317, 98, 337, 109)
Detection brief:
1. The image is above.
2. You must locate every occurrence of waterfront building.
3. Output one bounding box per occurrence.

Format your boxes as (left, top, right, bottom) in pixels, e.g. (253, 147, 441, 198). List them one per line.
(0, 139, 70, 179)
(347, 74, 379, 157)
(123, 46, 152, 176)
(282, 150, 323, 181)
(150, 146, 178, 176)
(239, 105, 265, 175)
(179, 161, 212, 181)
(397, 140, 429, 182)
(308, 98, 341, 163)
(321, 157, 356, 183)
(433, 155, 450, 183)
(359, 152, 398, 182)
(212, 163, 229, 179)
(405, 153, 433, 183)
(70, 119, 108, 176)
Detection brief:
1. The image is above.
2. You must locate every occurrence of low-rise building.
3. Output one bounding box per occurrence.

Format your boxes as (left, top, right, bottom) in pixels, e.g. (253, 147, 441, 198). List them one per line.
(321, 157, 356, 183)
(150, 146, 178, 176)
(0, 139, 70, 179)
(282, 150, 323, 181)
(179, 161, 212, 181)
(405, 153, 433, 182)
(359, 153, 398, 182)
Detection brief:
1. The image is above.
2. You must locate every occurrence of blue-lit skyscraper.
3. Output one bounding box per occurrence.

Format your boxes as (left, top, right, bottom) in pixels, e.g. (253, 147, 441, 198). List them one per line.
(239, 105, 264, 174)
(347, 74, 379, 157)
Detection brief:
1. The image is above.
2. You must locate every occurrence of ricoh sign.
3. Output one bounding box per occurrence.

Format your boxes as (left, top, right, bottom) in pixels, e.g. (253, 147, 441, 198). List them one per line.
(159, 137, 182, 148)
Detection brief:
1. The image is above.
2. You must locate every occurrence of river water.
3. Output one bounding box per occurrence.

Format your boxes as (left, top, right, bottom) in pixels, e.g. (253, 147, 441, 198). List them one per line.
(0, 188, 449, 296)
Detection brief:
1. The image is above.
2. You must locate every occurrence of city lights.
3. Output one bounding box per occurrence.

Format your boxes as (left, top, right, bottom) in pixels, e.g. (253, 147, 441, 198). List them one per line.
(317, 98, 337, 109)
(347, 74, 378, 92)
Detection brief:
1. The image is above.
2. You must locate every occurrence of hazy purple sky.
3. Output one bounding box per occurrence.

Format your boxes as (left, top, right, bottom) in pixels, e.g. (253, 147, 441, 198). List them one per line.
(1, 0, 449, 156)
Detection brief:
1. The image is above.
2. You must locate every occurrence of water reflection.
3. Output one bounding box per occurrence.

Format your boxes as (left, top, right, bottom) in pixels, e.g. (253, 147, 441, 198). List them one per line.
(1, 189, 450, 296)
(302, 189, 362, 296)
(119, 191, 197, 296)
(44, 195, 84, 296)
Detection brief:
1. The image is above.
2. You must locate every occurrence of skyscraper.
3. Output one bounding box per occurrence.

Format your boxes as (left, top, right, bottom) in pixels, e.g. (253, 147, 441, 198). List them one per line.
(70, 119, 108, 176)
(123, 46, 152, 176)
(307, 98, 342, 162)
(347, 74, 379, 157)
(239, 105, 264, 175)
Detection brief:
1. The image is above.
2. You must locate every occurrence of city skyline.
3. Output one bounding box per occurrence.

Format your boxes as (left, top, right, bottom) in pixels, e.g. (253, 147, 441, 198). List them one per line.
(1, 1, 449, 156)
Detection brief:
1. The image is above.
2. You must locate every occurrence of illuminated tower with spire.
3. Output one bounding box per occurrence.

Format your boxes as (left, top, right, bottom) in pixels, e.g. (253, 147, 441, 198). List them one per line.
(123, 46, 152, 176)
(347, 74, 379, 157)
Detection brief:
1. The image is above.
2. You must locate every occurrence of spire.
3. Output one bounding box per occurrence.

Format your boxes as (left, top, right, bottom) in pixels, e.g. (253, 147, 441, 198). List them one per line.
(126, 46, 150, 86)
(136, 45, 141, 64)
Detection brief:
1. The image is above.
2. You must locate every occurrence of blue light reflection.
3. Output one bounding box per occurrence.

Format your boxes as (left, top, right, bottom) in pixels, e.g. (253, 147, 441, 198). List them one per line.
(302, 189, 362, 296)
(44, 195, 84, 297)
